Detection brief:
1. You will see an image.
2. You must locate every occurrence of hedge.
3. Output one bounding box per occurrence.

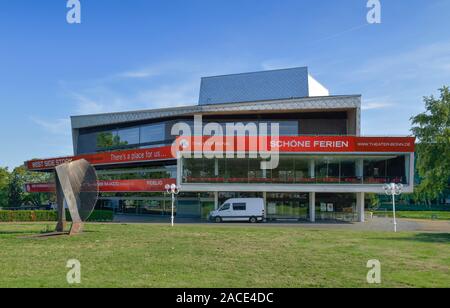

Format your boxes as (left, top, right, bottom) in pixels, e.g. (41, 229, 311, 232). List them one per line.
(376, 204, 450, 212)
(0, 210, 113, 222)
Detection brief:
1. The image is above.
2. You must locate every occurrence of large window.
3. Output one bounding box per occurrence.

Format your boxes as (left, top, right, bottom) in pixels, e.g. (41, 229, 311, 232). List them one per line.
(315, 157, 340, 183)
(117, 128, 140, 145)
(363, 156, 406, 184)
(181, 154, 409, 185)
(96, 128, 140, 149)
(315, 193, 357, 222)
(140, 124, 166, 144)
(266, 193, 309, 220)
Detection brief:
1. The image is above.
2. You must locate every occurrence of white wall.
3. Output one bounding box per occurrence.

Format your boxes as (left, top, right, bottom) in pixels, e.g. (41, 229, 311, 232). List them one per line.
(308, 74, 330, 97)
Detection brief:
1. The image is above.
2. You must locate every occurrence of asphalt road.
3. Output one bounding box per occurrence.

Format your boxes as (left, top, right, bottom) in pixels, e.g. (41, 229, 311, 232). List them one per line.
(113, 215, 450, 232)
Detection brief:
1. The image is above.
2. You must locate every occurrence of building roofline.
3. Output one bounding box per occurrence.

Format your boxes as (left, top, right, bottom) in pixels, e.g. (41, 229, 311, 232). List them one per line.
(71, 94, 361, 119)
(199, 66, 308, 80)
(71, 94, 362, 129)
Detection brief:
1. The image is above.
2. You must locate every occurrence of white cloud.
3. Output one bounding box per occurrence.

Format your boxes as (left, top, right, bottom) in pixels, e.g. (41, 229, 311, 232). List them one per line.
(362, 102, 392, 110)
(137, 80, 199, 109)
(30, 117, 71, 136)
(116, 69, 158, 79)
(362, 97, 394, 110)
(356, 41, 450, 79)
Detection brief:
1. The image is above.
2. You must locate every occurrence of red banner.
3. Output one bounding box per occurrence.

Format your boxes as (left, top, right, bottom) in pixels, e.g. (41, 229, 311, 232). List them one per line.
(26, 136, 415, 171)
(25, 179, 176, 193)
(27, 146, 174, 171)
(174, 136, 416, 154)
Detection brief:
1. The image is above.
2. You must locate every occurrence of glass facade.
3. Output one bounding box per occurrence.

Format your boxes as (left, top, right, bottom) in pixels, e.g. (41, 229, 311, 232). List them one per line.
(97, 166, 176, 181)
(182, 154, 409, 185)
(266, 193, 309, 221)
(76, 112, 347, 154)
(315, 193, 357, 222)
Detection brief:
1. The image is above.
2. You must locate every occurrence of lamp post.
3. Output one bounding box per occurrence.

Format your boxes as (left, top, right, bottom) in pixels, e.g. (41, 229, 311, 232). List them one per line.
(165, 184, 180, 227)
(383, 183, 403, 232)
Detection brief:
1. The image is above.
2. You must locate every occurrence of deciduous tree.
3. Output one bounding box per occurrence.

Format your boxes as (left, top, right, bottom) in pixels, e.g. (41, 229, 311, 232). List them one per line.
(411, 86, 450, 200)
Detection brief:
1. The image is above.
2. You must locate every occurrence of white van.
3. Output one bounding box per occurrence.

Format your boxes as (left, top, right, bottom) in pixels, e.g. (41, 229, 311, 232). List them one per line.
(209, 198, 265, 223)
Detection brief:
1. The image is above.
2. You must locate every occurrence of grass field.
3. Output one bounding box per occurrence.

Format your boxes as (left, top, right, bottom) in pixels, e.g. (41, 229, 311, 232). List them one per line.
(373, 211, 450, 220)
(0, 223, 449, 288)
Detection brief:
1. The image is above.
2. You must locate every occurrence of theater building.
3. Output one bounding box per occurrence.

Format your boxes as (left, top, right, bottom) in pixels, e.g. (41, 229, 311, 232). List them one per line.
(25, 67, 415, 222)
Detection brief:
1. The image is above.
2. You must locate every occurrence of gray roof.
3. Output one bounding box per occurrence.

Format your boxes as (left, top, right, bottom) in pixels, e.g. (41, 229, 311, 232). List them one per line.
(71, 95, 361, 129)
(199, 67, 311, 105)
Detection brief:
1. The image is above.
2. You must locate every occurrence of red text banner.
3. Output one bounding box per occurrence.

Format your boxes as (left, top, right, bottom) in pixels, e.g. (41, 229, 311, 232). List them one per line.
(174, 136, 416, 154)
(26, 137, 415, 171)
(26, 146, 174, 171)
(25, 179, 176, 193)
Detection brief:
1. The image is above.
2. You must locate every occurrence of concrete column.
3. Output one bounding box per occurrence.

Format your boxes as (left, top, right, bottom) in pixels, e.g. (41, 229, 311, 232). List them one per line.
(214, 192, 219, 210)
(214, 159, 219, 177)
(309, 192, 316, 222)
(309, 159, 315, 179)
(356, 159, 364, 183)
(404, 154, 410, 185)
(357, 192, 365, 222)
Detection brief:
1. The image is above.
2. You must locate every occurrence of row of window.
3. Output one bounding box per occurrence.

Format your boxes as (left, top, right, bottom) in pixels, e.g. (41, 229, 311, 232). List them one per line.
(96, 123, 166, 149)
(80, 120, 301, 152)
(182, 155, 408, 185)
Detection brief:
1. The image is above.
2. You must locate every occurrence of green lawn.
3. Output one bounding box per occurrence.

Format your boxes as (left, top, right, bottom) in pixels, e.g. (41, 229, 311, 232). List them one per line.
(373, 211, 450, 220)
(0, 223, 449, 288)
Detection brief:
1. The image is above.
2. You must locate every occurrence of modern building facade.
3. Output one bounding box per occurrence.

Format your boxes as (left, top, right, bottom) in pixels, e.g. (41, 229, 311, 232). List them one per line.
(25, 67, 415, 222)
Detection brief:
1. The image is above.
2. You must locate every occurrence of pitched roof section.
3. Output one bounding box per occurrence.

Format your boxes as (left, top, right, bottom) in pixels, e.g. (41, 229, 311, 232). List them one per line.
(198, 67, 329, 105)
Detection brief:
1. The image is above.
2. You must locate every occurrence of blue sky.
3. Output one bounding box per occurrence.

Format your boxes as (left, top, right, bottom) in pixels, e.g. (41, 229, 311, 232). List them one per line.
(0, 0, 449, 169)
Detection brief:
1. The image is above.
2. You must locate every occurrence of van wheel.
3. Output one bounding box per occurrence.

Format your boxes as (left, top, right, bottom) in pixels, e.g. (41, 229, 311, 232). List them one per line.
(215, 217, 222, 223)
(249, 217, 257, 223)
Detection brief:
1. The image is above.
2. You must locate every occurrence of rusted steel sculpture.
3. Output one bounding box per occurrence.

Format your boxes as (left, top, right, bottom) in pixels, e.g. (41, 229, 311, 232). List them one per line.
(54, 159, 98, 235)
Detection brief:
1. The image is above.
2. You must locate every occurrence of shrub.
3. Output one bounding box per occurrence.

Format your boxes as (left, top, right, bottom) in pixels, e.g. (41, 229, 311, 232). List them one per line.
(0, 210, 113, 222)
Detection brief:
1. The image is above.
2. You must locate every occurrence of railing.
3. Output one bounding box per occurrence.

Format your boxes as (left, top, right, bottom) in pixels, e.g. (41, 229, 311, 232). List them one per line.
(182, 176, 406, 185)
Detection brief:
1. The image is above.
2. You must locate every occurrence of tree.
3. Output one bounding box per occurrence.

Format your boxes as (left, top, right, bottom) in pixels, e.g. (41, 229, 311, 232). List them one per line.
(411, 86, 450, 200)
(0, 167, 10, 208)
(12, 165, 54, 207)
(7, 171, 23, 207)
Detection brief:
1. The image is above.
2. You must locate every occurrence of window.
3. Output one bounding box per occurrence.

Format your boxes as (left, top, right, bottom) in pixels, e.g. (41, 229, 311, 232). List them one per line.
(278, 121, 299, 136)
(96, 131, 116, 148)
(220, 204, 230, 211)
(96, 128, 139, 149)
(140, 123, 166, 144)
(363, 155, 406, 184)
(315, 157, 340, 183)
(117, 128, 139, 145)
(233, 203, 247, 211)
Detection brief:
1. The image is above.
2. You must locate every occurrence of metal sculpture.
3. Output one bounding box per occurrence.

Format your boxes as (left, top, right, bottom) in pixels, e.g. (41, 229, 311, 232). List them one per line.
(55, 159, 98, 235)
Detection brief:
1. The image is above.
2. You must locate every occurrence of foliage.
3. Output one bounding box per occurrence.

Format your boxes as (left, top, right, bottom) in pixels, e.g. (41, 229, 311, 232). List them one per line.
(0, 165, 55, 208)
(411, 86, 450, 199)
(0, 210, 113, 222)
(0, 167, 9, 208)
(7, 172, 22, 207)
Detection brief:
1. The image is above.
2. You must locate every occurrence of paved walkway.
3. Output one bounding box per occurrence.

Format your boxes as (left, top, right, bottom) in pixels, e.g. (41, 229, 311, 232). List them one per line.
(113, 214, 450, 232)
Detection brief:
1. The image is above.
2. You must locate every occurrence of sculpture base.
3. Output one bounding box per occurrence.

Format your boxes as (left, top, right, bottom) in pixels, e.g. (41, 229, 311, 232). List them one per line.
(69, 222, 84, 236)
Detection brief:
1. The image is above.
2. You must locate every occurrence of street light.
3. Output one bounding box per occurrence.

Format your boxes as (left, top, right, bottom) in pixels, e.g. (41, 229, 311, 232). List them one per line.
(165, 184, 180, 227)
(383, 183, 403, 232)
